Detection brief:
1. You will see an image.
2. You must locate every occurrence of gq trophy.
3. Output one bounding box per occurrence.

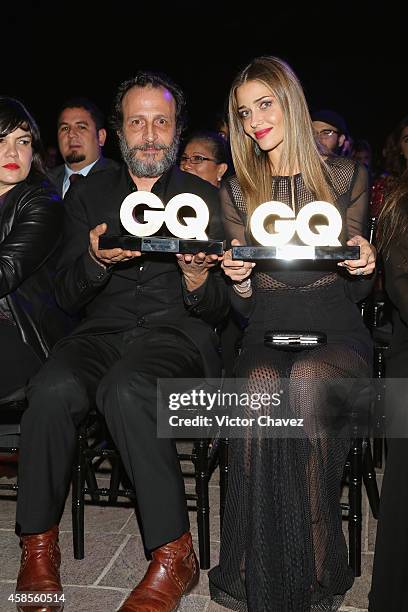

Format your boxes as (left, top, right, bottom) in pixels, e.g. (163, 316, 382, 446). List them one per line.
(232, 200, 360, 261)
(99, 191, 224, 255)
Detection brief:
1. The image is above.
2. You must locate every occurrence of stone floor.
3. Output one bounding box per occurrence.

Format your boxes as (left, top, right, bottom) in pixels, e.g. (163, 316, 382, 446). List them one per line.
(0, 448, 381, 612)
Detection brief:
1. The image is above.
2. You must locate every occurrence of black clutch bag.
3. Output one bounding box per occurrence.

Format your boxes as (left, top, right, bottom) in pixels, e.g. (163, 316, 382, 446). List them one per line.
(264, 331, 327, 351)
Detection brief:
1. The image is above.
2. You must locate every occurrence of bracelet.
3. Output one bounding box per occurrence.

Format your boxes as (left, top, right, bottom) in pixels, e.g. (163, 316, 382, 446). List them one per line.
(232, 278, 252, 294)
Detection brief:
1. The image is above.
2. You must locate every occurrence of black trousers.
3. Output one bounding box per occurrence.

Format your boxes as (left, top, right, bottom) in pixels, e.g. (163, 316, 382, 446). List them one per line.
(0, 323, 42, 397)
(16, 327, 204, 550)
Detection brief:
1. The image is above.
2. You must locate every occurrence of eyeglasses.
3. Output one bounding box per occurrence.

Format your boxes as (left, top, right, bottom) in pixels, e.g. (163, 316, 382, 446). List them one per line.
(315, 129, 339, 139)
(180, 154, 218, 165)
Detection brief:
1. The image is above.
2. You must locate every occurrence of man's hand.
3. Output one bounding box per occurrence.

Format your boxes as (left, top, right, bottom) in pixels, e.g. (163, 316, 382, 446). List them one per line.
(89, 223, 142, 266)
(176, 252, 221, 292)
(221, 239, 255, 282)
(338, 235, 376, 276)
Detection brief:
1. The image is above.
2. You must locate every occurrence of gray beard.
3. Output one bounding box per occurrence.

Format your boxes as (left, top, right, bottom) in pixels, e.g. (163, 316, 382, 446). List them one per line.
(65, 151, 86, 164)
(118, 133, 179, 178)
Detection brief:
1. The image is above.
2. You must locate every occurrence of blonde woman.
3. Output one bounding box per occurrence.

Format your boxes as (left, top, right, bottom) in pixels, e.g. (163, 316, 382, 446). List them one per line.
(209, 56, 376, 612)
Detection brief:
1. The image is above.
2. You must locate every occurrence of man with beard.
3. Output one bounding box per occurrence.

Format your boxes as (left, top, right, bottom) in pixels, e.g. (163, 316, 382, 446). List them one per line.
(14, 72, 227, 612)
(311, 109, 351, 157)
(48, 97, 119, 198)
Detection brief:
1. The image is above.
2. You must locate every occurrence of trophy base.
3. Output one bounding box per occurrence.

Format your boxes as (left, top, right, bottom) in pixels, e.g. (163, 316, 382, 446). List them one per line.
(231, 245, 360, 261)
(99, 235, 224, 255)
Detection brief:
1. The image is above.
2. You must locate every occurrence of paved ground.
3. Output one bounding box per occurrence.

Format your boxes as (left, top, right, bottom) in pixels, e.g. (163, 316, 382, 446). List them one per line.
(0, 446, 381, 612)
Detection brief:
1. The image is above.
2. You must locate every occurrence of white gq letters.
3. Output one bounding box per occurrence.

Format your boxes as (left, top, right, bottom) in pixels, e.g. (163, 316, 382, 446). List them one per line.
(120, 192, 209, 240)
(119, 192, 342, 247)
(250, 201, 342, 246)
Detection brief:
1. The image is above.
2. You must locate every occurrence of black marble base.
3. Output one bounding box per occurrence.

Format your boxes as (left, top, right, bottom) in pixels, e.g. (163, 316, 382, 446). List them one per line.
(231, 245, 360, 261)
(99, 235, 224, 255)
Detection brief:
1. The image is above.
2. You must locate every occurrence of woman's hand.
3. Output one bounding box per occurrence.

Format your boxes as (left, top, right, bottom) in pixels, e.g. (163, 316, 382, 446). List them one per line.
(221, 239, 255, 282)
(338, 235, 376, 276)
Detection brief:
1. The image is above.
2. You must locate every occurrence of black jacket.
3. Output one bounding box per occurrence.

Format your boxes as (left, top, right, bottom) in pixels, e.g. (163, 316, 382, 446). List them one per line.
(55, 165, 229, 376)
(0, 174, 70, 361)
(48, 156, 120, 198)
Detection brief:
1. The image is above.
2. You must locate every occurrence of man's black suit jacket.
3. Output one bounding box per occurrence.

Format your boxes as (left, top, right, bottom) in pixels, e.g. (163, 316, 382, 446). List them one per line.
(55, 165, 229, 376)
(48, 156, 120, 198)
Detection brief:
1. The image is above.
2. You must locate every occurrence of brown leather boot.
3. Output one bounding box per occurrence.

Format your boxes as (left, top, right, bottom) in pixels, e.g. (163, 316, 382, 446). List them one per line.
(15, 526, 64, 612)
(118, 531, 199, 611)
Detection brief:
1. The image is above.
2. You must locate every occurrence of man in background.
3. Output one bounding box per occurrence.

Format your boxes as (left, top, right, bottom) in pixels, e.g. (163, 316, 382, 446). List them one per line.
(311, 108, 351, 156)
(48, 97, 118, 198)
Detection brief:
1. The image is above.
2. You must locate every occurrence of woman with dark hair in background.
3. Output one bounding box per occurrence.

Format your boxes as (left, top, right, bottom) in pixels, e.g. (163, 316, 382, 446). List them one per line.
(209, 56, 376, 612)
(180, 130, 231, 187)
(0, 97, 63, 399)
(383, 115, 408, 177)
(369, 170, 408, 612)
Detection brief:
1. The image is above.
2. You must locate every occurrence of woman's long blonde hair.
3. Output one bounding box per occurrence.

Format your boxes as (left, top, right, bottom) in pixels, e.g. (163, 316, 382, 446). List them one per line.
(228, 56, 333, 218)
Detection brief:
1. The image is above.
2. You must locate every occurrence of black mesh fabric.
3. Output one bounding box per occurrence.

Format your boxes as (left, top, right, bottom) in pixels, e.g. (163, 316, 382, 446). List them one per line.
(208, 157, 373, 612)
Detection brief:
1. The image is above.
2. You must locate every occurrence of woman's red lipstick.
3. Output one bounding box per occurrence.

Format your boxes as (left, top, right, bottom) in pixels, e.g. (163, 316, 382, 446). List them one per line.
(254, 128, 272, 139)
(3, 163, 20, 170)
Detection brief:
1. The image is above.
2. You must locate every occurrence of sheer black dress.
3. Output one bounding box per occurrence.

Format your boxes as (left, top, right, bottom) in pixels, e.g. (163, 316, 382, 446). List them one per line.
(209, 157, 373, 612)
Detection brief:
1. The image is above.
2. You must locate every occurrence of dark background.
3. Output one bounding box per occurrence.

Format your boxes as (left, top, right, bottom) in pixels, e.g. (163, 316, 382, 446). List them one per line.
(3, 3, 405, 171)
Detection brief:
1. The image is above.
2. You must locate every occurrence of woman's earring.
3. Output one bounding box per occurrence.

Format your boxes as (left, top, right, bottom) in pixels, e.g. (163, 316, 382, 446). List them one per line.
(254, 142, 261, 156)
